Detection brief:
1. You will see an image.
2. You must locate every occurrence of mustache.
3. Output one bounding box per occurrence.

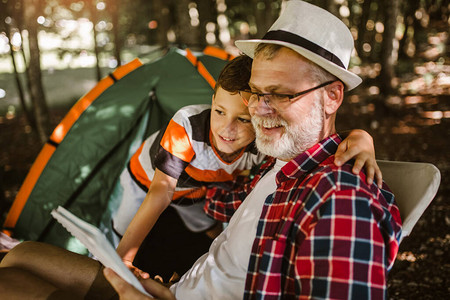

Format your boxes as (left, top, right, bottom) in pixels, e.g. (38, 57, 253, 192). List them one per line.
(251, 115, 288, 129)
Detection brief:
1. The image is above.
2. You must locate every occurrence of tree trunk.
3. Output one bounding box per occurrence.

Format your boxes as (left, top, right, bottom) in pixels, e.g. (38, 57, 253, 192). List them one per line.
(7, 29, 35, 129)
(196, 0, 216, 48)
(325, 0, 340, 18)
(175, 0, 200, 48)
(380, 0, 400, 95)
(109, 0, 122, 66)
(3, 5, 35, 129)
(87, 1, 102, 81)
(18, 26, 38, 120)
(356, 0, 373, 61)
(252, 0, 278, 38)
(369, 5, 383, 62)
(24, 0, 51, 144)
(399, 1, 422, 59)
(151, 0, 169, 47)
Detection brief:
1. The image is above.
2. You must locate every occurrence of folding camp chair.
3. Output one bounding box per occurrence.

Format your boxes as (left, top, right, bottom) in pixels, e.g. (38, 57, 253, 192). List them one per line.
(377, 160, 441, 243)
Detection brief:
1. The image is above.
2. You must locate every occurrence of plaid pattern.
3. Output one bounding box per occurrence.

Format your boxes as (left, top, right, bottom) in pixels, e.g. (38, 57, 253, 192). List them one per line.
(204, 160, 273, 222)
(241, 134, 402, 299)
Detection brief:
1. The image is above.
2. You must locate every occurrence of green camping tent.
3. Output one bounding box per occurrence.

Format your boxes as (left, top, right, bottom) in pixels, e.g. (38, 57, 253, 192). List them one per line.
(2, 47, 231, 253)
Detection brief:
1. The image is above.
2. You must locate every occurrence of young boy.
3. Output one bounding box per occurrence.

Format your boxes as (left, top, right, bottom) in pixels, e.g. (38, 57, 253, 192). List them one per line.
(114, 55, 261, 280)
(114, 55, 380, 281)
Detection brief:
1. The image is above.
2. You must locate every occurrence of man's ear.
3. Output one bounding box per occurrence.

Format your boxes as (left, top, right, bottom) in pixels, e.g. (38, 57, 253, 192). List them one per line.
(324, 81, 344, 115)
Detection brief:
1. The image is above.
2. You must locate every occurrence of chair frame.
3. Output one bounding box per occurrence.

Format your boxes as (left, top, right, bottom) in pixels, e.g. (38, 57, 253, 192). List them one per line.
(377, 160, 441, 243)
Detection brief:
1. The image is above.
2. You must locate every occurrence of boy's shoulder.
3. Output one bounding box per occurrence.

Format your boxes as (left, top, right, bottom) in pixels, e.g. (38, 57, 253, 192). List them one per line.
(175, 104, 211, 117)
(171, 104, 212, 134)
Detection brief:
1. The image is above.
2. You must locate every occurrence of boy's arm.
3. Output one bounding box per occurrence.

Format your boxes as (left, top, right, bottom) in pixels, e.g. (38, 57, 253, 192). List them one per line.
(116, 168, 177, 278)
(335, 129, 382, 187)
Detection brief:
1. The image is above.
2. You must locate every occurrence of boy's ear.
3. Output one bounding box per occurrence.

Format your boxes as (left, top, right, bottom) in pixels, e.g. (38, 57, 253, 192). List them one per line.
(211, 94, 215, 104)
(324, 81, 344, 115)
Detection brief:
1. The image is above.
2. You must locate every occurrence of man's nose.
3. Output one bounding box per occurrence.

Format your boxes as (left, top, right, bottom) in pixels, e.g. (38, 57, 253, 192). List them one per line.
(251, 97, 275, 116)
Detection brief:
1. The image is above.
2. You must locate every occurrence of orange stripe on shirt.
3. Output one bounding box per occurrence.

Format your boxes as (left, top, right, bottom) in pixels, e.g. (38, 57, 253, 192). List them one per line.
(173, 187, 207, 200)
(129, 142, 206, 201)
(160, 119, 195, 163)
(185, 164, 246, 183)
(129, 142, 152, 188)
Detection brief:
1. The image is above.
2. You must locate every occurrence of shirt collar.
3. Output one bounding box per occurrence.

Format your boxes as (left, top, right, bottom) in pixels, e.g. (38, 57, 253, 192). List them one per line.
(276, 133, 342, 182)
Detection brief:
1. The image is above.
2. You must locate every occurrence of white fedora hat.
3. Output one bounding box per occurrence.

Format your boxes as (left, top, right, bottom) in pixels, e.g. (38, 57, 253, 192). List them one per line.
(235, 0, 362, 90)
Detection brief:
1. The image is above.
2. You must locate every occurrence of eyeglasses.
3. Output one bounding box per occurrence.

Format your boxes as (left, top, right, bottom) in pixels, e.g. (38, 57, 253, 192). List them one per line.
(239, 80, 336, 111)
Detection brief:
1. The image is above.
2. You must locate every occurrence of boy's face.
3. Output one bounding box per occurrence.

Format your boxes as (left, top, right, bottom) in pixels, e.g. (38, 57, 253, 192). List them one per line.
(210, 87, 255, 157)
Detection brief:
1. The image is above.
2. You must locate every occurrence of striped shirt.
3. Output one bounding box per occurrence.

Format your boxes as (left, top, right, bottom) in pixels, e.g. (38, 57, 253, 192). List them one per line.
(128, 105, 266, 206)
(207, 134, 402, 299)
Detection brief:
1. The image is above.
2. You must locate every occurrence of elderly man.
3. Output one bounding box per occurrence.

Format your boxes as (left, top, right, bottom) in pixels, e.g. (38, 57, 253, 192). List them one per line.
(104, 1, 402, 299)
(0, 1, 401, 299)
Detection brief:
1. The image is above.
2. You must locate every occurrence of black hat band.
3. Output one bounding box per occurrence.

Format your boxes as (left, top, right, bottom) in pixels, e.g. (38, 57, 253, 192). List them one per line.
(262, 30, 346, 69)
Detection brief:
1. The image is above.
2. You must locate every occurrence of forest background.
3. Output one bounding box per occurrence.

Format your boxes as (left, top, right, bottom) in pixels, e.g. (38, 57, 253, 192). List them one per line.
(0, 0, 449, 298)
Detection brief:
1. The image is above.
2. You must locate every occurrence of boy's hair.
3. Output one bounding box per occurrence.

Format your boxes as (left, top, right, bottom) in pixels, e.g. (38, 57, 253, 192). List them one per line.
(214, 55, 252, 95)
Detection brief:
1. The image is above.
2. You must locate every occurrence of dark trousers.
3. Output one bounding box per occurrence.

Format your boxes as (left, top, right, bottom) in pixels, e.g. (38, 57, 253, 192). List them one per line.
(133, 205, 215, 282)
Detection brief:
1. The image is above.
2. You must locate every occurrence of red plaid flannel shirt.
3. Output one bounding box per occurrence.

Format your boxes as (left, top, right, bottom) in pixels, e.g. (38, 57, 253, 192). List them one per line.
(206, 134, 402, 299)
(204, 159, 272, 222)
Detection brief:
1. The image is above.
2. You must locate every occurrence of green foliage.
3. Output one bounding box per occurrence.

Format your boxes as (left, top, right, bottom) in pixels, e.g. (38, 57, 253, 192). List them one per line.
(0, 0, 448, 88)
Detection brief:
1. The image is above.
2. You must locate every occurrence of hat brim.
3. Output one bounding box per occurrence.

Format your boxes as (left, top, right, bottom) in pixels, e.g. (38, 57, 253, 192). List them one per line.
(235, 39, 362, 91)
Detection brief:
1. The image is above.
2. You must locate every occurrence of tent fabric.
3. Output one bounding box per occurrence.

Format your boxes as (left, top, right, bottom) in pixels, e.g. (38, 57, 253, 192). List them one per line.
(2, 59, 144, 236)
(2, 47, 230, 253)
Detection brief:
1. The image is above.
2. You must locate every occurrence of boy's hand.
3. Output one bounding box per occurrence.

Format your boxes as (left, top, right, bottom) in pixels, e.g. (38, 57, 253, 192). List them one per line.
(123, 259, 150, 279)
(104, 268, 176, 300)
(335, 129, 383, 187)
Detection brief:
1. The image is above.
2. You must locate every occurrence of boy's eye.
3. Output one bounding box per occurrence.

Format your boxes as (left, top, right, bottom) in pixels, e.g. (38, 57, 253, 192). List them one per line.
(238, 117, 251, 123)
(215, 109, 225, 115)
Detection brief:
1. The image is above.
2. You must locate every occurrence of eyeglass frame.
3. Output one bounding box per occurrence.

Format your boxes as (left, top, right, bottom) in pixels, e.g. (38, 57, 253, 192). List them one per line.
(239, 80, 338, 109)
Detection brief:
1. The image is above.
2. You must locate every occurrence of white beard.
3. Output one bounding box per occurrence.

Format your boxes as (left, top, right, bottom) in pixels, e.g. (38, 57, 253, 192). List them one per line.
(252, 99, 324, 160)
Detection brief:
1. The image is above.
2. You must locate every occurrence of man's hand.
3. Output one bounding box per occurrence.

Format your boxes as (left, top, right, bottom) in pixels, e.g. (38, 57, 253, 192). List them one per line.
(103, 268, 176, 300)
(335, 129, 383, 187)
(123, 259, 150, 279)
